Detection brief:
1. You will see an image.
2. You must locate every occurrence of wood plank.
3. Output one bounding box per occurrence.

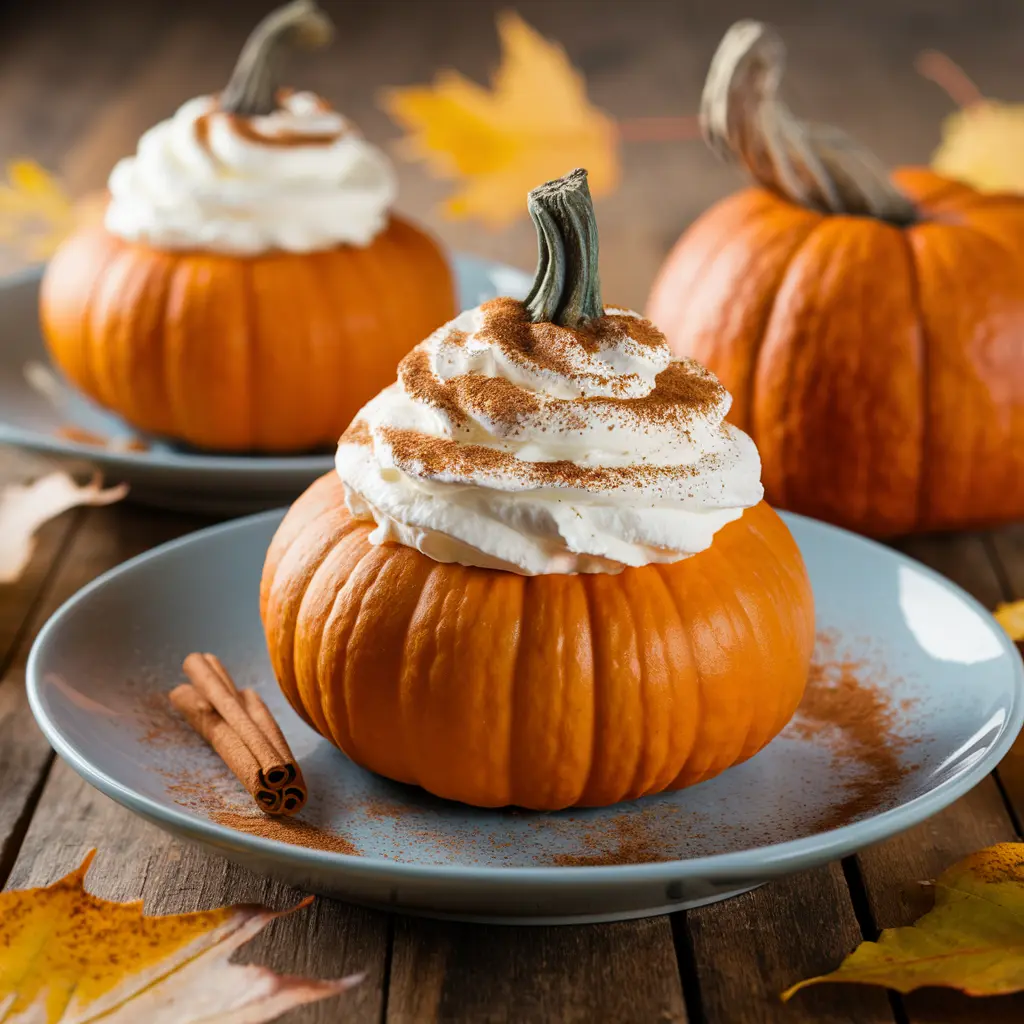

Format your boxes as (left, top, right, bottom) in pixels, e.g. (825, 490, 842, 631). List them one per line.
(683, 865, 894, 1024)
(848, 534, 1024, 1022)
(985, 524, 1024, 827)
(0, 502, 211, 885)
(5, 758, 388, 1024)
(0, 450, 82, 678)
(387, 914, 686, 1023)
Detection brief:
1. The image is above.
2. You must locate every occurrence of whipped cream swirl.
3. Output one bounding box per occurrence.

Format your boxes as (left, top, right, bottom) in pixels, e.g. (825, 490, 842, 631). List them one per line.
(105, 91, 396, 254)
(335, 298, 763, 575)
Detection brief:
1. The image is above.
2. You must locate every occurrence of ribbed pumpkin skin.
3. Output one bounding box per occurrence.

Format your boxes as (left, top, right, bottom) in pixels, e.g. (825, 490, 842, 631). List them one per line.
(647, 169, 1024, 537)
(260, 473, 815, 810)
(40, 217, 455, 452)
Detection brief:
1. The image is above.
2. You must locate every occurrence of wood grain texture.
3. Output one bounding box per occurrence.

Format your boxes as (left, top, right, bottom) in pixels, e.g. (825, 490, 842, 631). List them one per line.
(5, 759, 388, 1024)
(0, 503, 208, 886)
(986, 524, 1024, 829)
(387, 914, 685, 1023)
(683, 864, 894, 1023)
(850, 534, 1024, 1022)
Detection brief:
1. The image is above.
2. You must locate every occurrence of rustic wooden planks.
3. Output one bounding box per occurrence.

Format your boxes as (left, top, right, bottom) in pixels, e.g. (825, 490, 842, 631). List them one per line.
(387, 915, 686, 1023)
(683, 865, 895, 1024)
(847, 533, 1024, 1022)
(0, 504, 208, 885)
(5, 757, 389, 1024)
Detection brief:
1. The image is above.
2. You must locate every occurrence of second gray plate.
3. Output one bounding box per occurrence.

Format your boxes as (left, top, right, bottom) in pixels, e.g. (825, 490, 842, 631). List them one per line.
(0, 256, 531, 514)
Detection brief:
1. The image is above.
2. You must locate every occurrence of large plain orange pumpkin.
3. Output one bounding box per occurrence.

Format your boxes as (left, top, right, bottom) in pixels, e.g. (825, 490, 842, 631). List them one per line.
(648, 21, 1024, 536)
(40, 1, 456, 453)
(41, 219, 454, 452)
(261, 477, 813, 811)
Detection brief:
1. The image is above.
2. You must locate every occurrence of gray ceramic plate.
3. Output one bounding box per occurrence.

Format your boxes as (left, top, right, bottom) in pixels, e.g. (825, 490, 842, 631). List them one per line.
(0, 258, 531, 515)
(27, 510, 1024, 924)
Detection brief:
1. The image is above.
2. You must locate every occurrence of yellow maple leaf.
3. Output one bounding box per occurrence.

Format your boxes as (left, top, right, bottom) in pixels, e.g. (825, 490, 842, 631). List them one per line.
(994, 600, 1024, 642)
(783, 842, 1024, 1000)
(382, 11, 619, 226)
(932, 102, 1024, 193)
(0, 850, 360, 1023)
(917, 51, 1024, 194)
(0, 160, 103, 263)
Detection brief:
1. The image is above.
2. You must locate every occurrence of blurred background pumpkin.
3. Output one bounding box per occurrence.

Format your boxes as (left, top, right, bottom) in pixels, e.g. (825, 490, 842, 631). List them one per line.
(647, 21, 1024, 536)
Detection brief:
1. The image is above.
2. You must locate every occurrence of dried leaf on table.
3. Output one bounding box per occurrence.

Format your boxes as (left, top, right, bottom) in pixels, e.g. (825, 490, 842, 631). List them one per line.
(783, 842, 1024, 999)
(0, 850, 361, 1024)
(917, 50, 1024, 194)
(994, 600, 1024, 642)
(382, 11, 618, 226)
(0, 470, 127, 583)
(0, 160, 104, 263)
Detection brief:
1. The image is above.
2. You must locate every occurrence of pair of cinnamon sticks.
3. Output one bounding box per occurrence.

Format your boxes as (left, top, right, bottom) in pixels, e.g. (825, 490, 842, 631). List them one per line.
(170, 653, 306, 816)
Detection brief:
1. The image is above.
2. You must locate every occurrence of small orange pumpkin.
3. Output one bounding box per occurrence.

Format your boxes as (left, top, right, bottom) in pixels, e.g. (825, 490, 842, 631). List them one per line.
(40, 2, 455, 453)
(260, 170, 814, 811)
(261, 475, 814, 810)
(647, 21, 1024, 537)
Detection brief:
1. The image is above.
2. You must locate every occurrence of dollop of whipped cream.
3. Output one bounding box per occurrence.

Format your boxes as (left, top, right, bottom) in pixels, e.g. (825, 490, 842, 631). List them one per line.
(335, 299, 764, 575)
(105, 91, 396, 254)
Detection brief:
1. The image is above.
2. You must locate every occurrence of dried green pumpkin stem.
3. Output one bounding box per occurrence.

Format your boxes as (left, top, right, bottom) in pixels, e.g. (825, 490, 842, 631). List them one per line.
(524, 168, 604, 328)
(220, 0, 333, 117)
(701, 20, 917, 225)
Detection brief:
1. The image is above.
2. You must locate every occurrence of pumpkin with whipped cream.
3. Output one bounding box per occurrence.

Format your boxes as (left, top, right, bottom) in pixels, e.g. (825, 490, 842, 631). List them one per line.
(260, 169, 815, 810)
(40, 1, 454, 453)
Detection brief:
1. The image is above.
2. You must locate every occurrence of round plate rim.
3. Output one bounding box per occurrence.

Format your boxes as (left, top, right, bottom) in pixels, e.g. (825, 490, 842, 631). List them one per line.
(26, 508, 1024, 890)
(0, 254, 528, 478)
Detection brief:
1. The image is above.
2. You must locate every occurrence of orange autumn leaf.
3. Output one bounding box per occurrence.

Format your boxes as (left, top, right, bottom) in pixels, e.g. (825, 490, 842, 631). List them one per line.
(994, 600, 1024, 642)
(382, 11, 619, 226)
(0, 850, 361, 1023)
(0, 472, 128, 584)
(783, 842, 1024, 1000)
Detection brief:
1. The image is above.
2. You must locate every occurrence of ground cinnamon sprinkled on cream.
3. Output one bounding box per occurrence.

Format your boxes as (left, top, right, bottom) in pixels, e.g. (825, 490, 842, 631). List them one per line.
(339, 418, 372, 447)
(378, 426, 700, 491)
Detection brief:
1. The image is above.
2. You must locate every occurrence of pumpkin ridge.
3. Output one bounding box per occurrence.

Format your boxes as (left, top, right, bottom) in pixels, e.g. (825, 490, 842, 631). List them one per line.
(506, 577, 531, 807)
(296, 526, 369, 735)
(618, 575, 648, 802)
(334, 539, 394, 755)
(735, 513, 801, 741)
(747, 218, 825, 486)
(655, 562, 706, 789)
(712, 539, 768, 763)
(653, 562, 700, 786)
(395, 554, 435, 789)
(81, 251, 118, 408)
(576, 573, 603, 804)
(898, 227, 931, 533)
(240, 259, 260, 450)
(635, 567, 683, 797)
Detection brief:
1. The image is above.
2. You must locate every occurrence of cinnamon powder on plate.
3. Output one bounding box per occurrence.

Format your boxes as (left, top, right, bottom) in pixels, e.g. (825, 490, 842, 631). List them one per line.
(140, 630, 915, 865)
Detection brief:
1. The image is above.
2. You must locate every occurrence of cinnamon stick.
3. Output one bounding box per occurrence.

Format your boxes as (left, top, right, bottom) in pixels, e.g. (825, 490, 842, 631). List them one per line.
(240, 687, 307, 813)
(183, 653, 292, 789)
(169, 684, 283, 814)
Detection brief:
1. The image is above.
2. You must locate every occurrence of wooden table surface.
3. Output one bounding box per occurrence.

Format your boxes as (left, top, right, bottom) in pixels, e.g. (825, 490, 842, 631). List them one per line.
(2, 1, 1024, 1020)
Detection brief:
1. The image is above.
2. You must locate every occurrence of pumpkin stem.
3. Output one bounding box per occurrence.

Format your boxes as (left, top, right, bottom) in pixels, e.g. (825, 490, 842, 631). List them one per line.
(220, 0, 334, 117)
(701, 21, 917, 225)
(524, 169, 604, 328)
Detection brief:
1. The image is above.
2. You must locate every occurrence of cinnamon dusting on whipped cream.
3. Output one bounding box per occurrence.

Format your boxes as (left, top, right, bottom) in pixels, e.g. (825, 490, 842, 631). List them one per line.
(335, 298, 763, 576)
